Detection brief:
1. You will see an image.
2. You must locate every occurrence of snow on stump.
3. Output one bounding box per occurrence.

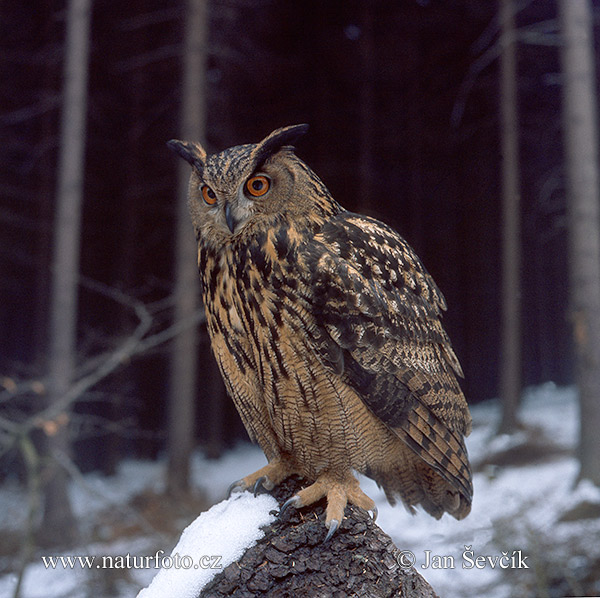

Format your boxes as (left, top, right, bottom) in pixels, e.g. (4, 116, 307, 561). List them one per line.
(201, 476, 438, 598)
(138, 475, 439, 597)
(137, 491, 278, 598)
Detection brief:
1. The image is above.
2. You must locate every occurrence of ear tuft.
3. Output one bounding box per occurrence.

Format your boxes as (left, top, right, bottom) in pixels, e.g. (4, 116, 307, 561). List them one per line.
(167, 139, 206, 175)
(251, 124, 309, 168)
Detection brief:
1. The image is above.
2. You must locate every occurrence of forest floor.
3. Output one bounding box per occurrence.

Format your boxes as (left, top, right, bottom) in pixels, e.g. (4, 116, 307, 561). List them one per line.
(1, 383, 600, 598)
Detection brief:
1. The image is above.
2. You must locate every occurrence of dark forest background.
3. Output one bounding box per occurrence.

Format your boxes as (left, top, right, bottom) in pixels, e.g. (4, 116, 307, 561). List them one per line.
(1, 0, 574, 472)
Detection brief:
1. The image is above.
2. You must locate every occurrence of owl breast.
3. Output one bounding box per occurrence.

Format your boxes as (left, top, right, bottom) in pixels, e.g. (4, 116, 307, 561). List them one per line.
(198, 221, 399, 480)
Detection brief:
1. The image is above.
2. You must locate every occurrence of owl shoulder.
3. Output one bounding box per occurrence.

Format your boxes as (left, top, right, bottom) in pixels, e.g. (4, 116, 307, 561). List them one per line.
(304, 211, 447, 318)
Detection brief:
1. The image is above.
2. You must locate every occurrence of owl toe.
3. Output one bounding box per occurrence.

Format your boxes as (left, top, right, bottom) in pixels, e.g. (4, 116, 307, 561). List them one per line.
(227, 479, 247, 498)
(228, 458, 297, 499)
(280, 473, 376, 540)
(278, 495, 302, 519)
(252, 476, 269, 496)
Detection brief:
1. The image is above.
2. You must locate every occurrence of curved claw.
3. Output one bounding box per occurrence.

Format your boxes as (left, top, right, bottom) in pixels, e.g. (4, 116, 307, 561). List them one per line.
(227, 479, 246, 498)
(279, 495, 301, 519)
(253, 476, 267, 496)
(369, 506, 378, 522)
(324, 519, 339, 542)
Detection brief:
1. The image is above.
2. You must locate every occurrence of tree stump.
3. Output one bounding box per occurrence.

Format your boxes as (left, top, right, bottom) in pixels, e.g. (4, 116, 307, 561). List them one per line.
(200, 476, 439, 598)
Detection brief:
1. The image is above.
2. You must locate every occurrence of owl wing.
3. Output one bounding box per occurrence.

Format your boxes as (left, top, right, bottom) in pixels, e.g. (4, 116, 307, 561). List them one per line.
(303, 211, 473, 503)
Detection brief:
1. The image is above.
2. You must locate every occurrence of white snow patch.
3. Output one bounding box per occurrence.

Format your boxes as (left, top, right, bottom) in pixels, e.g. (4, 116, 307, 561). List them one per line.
(520, 383, 579, 446)
(485, 430, 528, 453)
(0, 564, 88, 598)
(0, 480, 28, 531)
(137, 491, 278, 598)
(190, 444, 267, 503)
(69, 459, 166, 521)
(569, 478, 600, 505)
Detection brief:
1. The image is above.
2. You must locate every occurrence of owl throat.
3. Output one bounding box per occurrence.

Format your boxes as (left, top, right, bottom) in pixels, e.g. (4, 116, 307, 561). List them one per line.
(198, 216, 318, 379)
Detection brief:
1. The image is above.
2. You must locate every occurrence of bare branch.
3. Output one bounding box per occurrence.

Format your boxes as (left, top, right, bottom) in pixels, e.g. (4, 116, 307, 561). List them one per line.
(115, 45, 180, 73)
(519, 19, 560, 46)
(451, 41, 502, 127)
(452, 1, 556, 127)
(135, 309, 205, 354)
(0, 278, 205, 461)
(119, 7, 181, 32)
(33, 279, 153, 424)
(0, 279, 151, 460)
(0, 96, 60, 126)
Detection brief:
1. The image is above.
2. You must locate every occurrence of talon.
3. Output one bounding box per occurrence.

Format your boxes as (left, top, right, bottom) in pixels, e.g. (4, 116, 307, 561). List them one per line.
(227, 479, 246, 498)
(370, 506, 378, 522)
(253, 476, 267, 496)
(226, 459, 294, 500)
(279, 495, 301, 519)
(324, 519, 339, 542)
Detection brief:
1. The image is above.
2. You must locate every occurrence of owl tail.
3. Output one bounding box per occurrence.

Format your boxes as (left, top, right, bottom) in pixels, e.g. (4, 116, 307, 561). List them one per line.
(370, 445, 472, 520)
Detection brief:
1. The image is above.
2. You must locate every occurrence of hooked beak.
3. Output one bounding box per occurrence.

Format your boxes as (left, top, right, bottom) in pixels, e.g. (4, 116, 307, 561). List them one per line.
(224, 202, 236, 234)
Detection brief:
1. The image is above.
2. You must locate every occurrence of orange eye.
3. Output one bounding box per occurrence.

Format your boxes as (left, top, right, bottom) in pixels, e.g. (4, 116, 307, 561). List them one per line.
(246, 175, 270, 197)
(201, 185, 217, 205)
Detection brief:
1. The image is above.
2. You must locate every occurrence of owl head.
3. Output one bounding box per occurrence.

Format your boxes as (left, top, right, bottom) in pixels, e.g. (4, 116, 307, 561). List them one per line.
(168, 124, 337, 242)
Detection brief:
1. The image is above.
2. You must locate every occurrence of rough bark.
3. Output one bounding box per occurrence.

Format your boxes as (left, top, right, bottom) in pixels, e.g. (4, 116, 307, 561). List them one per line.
(200, 476, 439, 598)
(559, 0, 600, 486)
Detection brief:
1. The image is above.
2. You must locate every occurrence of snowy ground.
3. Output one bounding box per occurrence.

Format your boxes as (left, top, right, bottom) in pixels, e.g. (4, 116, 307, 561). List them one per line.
(1, 383, 600, 598)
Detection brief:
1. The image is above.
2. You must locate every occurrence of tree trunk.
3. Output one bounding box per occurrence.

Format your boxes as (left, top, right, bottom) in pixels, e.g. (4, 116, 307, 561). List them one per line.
(32, 1, 59, 370)
(167, 0, 208, 495)
(559, 0, 600, 486)
(498, 0, 522, 434)
(200, 476, 439, 598)
(41, 0, 92, 545)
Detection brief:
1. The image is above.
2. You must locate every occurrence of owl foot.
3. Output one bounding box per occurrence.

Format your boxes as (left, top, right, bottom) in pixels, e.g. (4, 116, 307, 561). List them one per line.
(278, 473, 376, 540)
(227, 458, 295, 498)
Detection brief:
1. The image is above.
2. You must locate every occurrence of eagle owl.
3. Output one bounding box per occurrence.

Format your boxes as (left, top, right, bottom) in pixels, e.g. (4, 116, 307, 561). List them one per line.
(168, 125, 472, 539)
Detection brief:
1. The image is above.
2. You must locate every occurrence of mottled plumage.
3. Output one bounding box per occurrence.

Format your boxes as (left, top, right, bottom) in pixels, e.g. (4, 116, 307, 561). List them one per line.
(168, 125, 473, 535)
